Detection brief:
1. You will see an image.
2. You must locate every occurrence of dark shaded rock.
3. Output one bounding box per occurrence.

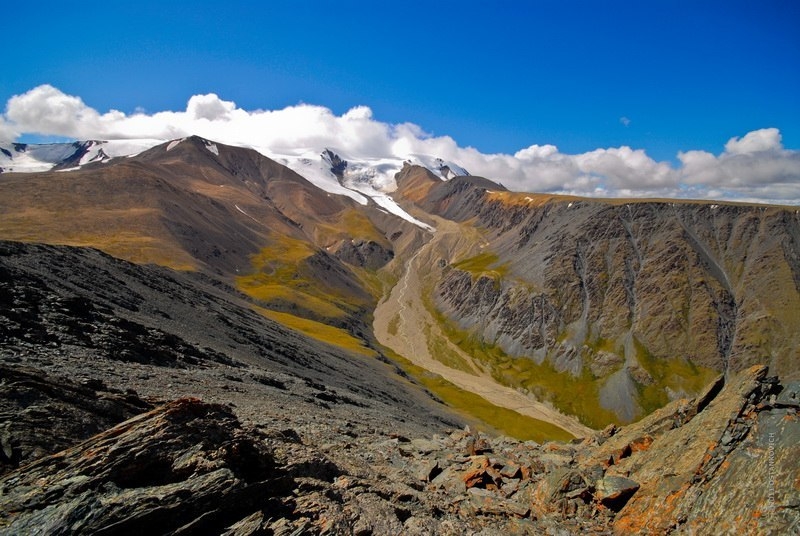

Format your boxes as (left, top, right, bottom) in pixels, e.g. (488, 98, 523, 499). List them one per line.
(467, 488, 530, 518)
(462, 459, 502, 491)
(0, 398, 293, 535)
(416, 459, 442, 482)
(0, 364, 152, 475)
(594, 475, 640, 511)
(334, 239, 394, 270)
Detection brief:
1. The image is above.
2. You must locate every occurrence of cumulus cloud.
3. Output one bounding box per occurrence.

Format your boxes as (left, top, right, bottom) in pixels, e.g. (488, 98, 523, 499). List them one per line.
(678, 128, 800, 202)
(2, 85, 799, 205)
(186, 93, 236, 121)
(724, 127, 782, 155)
(0, 117, 17, 144)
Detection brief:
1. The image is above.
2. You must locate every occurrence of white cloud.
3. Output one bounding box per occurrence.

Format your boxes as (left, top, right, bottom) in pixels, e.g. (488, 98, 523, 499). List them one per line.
(2, 85, 799, 205)
(0, 117, 17, 144)
(186, 93, 235, 121)
(620, 116, 631, 127)
(724, 127, 782, 155)
(575, 147, 678, 189)
(6, 85, 103, 138)
(678, 128, 800, 202)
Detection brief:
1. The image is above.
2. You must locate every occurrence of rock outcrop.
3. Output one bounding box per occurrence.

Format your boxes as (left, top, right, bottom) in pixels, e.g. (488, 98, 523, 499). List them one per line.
(0, 398, 294, 535)
(1, 364, 797, 535)
(0, 364, 152, 476)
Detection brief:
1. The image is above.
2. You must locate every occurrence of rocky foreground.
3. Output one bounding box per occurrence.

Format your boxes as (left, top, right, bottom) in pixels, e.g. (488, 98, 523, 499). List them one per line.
(1, 363, 797, 535)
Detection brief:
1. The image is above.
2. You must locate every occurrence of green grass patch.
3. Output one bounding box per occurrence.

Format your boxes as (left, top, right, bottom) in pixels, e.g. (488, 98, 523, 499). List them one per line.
(423, 264, 718, 427)
(236, 280, 348, 321)
(633, 337, 719, 414)
(256, 308, 377, 357)
(423, 323, 477, 374)
(236, 234, 362, 322)
(441, 324, 619, 428)
(425, 295, 614, 428)
(380, 347, 574, 442)
(431, 304, 718, 427)
(452, 252, 509, 281)
(315, 208, 389, 246)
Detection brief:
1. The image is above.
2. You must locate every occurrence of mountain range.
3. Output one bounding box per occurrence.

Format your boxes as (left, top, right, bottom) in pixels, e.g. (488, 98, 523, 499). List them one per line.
(1, 135, 798, 533)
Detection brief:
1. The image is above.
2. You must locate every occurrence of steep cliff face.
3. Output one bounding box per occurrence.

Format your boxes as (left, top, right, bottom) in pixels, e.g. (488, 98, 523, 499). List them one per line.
(425, 181, 800, 424)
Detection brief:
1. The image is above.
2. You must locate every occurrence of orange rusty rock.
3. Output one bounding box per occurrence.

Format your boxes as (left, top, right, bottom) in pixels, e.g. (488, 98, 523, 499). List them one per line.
(614, 482, 689, 534)
(610, 444, 632, 465)
(629, 435, 653, 453)
(462, 468, 500, 490)
(520, 465, 532, 480)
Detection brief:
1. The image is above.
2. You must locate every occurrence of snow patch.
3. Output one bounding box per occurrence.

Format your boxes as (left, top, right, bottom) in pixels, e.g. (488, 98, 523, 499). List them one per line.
(273, 148, 435, 230)
(202, 139, 219, 155)
(370, 194, 435, 232)
(0, 143, 79, 172)
(276, 153, 369, 205)
(167, 138, 185, 151)
(77, 140, 159, 166)
(234, 204, 261, 224)
(412, 154, 469, 179)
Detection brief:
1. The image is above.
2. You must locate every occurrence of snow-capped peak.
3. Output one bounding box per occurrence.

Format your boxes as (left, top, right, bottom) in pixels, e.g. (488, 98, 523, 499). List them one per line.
(274, 148, 435, 231)
(0, 139, 162, 173)
(410, 154, 470, 180)
(0, 136, 461, 232)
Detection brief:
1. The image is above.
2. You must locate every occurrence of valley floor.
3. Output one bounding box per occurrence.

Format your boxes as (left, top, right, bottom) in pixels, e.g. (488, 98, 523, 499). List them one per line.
(373, 216, 593, 439)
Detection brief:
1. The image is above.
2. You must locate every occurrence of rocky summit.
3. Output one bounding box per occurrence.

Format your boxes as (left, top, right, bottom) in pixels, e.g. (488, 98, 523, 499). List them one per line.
(1, 137, 799, 534)
(0, 360, 797, 534)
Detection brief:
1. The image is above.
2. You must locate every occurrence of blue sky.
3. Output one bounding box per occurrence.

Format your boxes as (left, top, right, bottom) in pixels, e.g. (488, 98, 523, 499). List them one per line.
(2, 1, 799, 203)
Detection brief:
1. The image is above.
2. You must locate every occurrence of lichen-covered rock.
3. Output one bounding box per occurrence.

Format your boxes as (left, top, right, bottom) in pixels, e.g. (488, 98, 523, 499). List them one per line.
(604, 365, 799, 535)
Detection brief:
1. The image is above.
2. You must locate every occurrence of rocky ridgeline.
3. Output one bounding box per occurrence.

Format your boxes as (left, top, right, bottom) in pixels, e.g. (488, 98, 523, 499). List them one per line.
(419, 176, 800, 382)
(1, 364, 797, 535)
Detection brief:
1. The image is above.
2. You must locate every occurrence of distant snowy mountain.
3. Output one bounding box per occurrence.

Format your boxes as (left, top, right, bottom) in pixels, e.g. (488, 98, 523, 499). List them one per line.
(274, 147, 436, 231)
(0, 137, 468, 233)
(411, 155, 470, 180)
(0, 140, 162, 173)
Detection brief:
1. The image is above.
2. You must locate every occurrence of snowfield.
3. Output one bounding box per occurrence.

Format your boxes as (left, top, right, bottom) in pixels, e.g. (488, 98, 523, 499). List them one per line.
(1, 137, 466, 231)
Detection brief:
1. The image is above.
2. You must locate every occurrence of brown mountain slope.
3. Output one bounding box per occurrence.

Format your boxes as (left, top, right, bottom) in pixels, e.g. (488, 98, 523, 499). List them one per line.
(0, 136, 416, 330)
(393, 163, 443, 203)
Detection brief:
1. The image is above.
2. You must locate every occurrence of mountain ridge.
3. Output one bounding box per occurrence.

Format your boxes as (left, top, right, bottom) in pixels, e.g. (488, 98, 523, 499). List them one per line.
(2, 135, 798, 428)
(392, 177, 800, 424)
